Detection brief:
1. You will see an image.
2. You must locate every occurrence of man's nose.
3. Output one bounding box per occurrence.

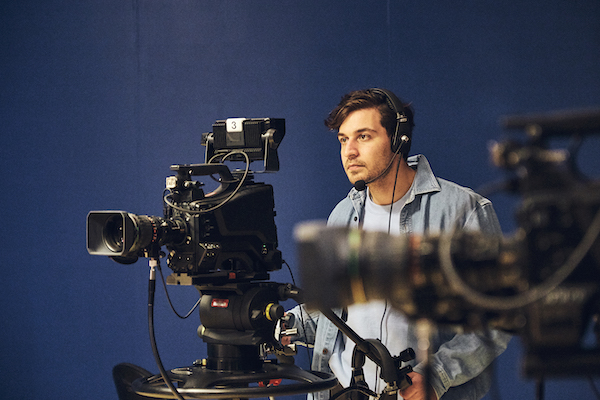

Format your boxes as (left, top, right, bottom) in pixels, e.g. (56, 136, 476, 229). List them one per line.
(342, 139, 358, 158)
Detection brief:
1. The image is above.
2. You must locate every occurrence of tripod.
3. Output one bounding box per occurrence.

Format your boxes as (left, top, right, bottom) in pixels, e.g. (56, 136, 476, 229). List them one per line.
(128, 273, 337, 399)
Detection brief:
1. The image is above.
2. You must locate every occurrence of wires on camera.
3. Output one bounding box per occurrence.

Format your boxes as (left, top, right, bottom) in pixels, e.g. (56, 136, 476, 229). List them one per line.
(438, 205, 600, 311)
(162, 150, 251, 215)
(156, 259, 201, 319)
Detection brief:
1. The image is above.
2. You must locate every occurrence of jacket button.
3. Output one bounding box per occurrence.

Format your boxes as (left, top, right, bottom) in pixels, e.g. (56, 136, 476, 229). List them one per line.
(322, 348, 329, 355)
(353, 216, 358, 221)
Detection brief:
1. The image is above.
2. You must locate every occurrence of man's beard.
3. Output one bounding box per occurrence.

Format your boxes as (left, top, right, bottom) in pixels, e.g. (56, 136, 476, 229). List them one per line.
(351, 155, 397, 186)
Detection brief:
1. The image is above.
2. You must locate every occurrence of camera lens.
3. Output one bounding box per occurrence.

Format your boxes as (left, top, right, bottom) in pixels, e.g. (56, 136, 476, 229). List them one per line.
(103, 214, 125, 253)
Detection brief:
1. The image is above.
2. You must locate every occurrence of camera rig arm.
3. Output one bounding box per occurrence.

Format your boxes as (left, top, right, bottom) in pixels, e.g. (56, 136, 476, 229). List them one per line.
(320, 308, 414, 398)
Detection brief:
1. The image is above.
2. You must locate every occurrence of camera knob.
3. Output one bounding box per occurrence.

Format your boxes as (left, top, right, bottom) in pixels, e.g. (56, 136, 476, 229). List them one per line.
(265, 303, 284, 322)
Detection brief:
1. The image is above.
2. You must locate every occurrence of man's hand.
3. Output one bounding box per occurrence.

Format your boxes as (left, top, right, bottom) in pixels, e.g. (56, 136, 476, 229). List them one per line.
(281, 335, 292, 345)
(399, 372, 438, 400)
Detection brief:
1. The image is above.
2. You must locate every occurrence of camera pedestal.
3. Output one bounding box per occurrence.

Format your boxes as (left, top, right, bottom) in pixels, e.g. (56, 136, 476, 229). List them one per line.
(130, 281, 337, 399)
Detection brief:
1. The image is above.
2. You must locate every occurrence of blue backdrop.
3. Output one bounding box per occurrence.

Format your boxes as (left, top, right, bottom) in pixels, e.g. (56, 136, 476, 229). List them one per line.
(1, 1, 599, 399)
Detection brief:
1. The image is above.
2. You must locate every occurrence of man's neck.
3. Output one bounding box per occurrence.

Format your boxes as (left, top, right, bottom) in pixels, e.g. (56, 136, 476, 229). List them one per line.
(367, 158, 416, 205)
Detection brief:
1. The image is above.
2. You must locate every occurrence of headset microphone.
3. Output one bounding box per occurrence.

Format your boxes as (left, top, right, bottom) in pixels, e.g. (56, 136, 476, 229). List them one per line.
(353, 135, 409, 191)
(354, 180, 367, 191)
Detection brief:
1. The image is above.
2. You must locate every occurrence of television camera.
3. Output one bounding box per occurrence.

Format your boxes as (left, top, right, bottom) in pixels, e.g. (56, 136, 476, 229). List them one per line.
(87, 118, 337, 399)
(295, 108, 600, 378)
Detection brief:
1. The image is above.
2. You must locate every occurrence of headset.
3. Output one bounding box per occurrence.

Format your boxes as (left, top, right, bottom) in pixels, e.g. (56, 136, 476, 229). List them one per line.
(353, 88, 412, 192)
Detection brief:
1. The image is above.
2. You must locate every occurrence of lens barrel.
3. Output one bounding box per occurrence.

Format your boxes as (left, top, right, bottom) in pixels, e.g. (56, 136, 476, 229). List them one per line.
(87, 211, 185, 258)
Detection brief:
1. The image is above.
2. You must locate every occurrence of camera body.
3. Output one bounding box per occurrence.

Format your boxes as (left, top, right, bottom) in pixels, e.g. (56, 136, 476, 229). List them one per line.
(87, 118, 285, 284)
(164, 164, 281, 282)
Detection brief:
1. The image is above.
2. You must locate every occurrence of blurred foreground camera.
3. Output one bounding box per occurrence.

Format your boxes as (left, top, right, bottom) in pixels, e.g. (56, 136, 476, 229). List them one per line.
(295, 108, 600, 378)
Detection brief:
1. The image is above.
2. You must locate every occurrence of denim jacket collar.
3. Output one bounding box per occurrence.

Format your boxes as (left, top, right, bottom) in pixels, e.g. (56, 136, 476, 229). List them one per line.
(348, 154, 440, 213)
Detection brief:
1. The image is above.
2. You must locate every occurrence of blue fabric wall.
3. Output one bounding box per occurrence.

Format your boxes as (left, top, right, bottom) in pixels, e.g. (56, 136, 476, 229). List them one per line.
(1, 1, 599, 399)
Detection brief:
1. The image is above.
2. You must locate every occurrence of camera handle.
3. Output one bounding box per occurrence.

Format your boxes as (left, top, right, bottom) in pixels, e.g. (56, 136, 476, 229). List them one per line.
(171, 163, 234, 181)
(170, 163, 237, 197)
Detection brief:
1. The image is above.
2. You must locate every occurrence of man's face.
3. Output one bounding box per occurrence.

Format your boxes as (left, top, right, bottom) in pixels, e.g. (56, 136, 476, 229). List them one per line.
(337, 107, 395, 185)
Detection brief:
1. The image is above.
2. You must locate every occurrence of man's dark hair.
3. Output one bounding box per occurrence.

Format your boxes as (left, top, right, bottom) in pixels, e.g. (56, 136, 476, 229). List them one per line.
(324, 88, 414, 158)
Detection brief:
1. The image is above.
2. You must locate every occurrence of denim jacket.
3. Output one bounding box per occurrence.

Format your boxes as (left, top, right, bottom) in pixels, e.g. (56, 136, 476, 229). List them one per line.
(288, 155, 511, 400)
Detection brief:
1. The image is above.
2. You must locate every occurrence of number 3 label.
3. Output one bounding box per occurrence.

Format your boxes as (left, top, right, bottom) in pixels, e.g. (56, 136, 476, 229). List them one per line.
(227, 118, 246, 133)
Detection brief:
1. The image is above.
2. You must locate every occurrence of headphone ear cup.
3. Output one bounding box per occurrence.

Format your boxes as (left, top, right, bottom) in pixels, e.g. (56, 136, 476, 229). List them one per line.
(392, 134, 410, 156)
(394, 120, 412, 156)
(371, 88, 411, 155)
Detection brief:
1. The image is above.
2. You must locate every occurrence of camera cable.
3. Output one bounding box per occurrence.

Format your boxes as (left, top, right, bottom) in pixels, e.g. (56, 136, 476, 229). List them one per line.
(283, 260, 313, 362)
(438, 204, 600, 311)
(163, 150, 251, 215)
(148, 257, 186, 400)
(156, 261, 201, 319)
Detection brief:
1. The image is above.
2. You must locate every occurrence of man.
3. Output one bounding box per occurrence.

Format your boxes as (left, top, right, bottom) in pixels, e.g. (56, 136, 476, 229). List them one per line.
(285, 88, 511, 400)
